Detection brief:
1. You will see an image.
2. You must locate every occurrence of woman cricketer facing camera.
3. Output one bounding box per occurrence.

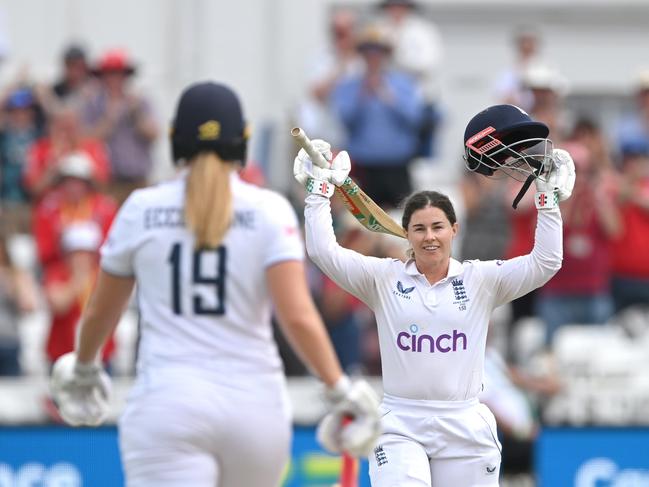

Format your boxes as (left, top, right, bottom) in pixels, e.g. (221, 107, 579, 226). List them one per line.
(294, 104, 576, 486)
(49, 82, 382, 487)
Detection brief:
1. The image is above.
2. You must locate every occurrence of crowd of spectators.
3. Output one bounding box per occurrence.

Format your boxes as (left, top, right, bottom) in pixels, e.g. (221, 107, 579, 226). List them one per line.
(0, 44, 159, 379)
(1, 4, 649, 477)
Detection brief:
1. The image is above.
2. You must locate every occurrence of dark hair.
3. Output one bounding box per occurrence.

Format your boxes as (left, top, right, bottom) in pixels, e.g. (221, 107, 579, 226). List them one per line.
(401, 191, 457, 229)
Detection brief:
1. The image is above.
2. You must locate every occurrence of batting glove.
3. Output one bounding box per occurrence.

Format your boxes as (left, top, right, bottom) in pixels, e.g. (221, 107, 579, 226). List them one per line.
(317, 376, 382, 457)
(534, 148, 576, 210)
(293, 139, 351, 198)
(50, 352, 112, 426)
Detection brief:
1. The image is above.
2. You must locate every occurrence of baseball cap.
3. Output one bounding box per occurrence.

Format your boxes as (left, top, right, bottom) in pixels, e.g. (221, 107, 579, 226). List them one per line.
(171, 81, 248, 163)
(92, 49, 136, 76)
(63, 44, 87, 62)
(60, 221, 103, 253)
(57, 151, 95, 181)
(6, 88, 34, 110)
(522, 63, 568, 94)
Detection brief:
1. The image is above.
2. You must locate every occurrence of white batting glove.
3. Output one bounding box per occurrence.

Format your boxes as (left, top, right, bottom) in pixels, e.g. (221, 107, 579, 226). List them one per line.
(534, 148, 577, 210)
(50, 352, 112, 426)
(293, 139, 351, 198)
(316, 376, 382, 457)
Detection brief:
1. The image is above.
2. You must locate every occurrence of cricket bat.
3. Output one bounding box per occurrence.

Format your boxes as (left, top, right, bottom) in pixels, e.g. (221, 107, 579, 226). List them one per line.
(338, 416, 359, 487)
(291, 127, 406, 239)
(340, 452, 359, 487)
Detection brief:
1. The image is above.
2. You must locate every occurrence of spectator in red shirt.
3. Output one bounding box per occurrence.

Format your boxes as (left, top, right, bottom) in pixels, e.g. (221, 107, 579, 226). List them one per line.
(32, 151, 116, 274)
(536, 140, 621, 348)
(44, 220, 115, 368)
(610, 138, 649, 313)
(24, 105, 110, 201)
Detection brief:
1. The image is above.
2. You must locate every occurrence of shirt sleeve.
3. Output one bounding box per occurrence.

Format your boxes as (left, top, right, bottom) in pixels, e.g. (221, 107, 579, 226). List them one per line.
(261, 192, 304, 268)
(477, 207, 563, 308)
(304, 194, 385, 307)
(100, 191, 144, 277)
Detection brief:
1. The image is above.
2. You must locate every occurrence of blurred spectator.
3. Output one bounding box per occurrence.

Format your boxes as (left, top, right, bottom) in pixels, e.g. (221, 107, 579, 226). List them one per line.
(614, 69, 649, 157)
(522, 63, 569, 125)
(32, 151, 117, 274)
(459, 172, 510, 261)
(296, 8, 362, 148)
(43, 220, 115, 370)
(610, 138, 649, 313)
(52, 44, 92, 103)
(81, 48, 158, 205)
(24, 104, 110, 201)
(0, 228, 38, 376)
(536, 141, 620, 348)
(493, 26, 543, 111)
(331, 23, 423, 208)
(0, 87, 43, 235)
(376, 0, 444, 157)
(571, 116, 615, 171)
(480, 342, 561, 476)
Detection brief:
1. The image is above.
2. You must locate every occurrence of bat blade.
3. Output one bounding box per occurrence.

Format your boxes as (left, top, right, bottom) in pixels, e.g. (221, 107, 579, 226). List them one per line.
(291, 127, 406, 239)
(336, 178, 406, 239)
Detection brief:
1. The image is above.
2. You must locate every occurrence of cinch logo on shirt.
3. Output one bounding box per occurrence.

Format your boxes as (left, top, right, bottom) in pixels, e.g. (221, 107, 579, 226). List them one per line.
(393, 280, 415, 300)
(396, 324, 467, 353)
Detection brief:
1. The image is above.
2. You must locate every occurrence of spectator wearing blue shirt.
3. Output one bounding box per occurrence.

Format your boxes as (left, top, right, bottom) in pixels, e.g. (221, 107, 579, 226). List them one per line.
(614, 69, 649, 159)
(331, 24, 424, 208)
(0, 87, 42, 235)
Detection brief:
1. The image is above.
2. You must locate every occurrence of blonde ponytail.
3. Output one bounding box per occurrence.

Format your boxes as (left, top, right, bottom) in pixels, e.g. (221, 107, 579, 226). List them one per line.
(185, 152, 234, 248)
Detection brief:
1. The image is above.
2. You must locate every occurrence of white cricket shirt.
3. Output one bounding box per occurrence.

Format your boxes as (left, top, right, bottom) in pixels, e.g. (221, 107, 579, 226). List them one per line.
(101, 172, 304, 375)
(305, 195, 562, 401)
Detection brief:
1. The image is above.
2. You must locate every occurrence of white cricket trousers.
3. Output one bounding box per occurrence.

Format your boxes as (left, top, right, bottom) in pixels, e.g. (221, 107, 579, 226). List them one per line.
(118, 365, 292, 487)
(369, 394, 502, 487)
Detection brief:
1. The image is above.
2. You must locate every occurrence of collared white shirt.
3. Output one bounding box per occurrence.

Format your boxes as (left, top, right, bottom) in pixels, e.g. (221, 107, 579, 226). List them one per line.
(305, 195, 562, 401)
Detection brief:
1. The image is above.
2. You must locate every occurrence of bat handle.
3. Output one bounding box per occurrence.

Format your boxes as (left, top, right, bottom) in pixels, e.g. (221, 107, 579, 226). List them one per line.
(291, 127, 330, 168)
(340, 416, 359, 487)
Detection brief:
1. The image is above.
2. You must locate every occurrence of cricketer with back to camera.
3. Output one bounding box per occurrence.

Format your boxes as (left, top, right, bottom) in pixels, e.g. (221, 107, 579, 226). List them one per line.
(293, 103, 575, 486)
(49, 81, 382, 487)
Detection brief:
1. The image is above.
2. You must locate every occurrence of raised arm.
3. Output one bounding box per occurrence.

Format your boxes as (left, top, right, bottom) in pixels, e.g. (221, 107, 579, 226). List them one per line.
(294, 137, 384, 306)
(481, 148, 576, 307)
(305, 195, 383, 304)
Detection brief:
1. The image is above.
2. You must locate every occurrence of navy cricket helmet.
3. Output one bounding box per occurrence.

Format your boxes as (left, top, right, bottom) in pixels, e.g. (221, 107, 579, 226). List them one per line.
(171, 82, 248, 164)
(463, 104, 553, 208)
(463, 104, 551, 179)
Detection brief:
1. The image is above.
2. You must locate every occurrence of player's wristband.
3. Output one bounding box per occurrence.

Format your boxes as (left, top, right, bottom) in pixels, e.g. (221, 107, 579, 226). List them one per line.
(535, 191, 559, 210)
(306, 177, 335, 198)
